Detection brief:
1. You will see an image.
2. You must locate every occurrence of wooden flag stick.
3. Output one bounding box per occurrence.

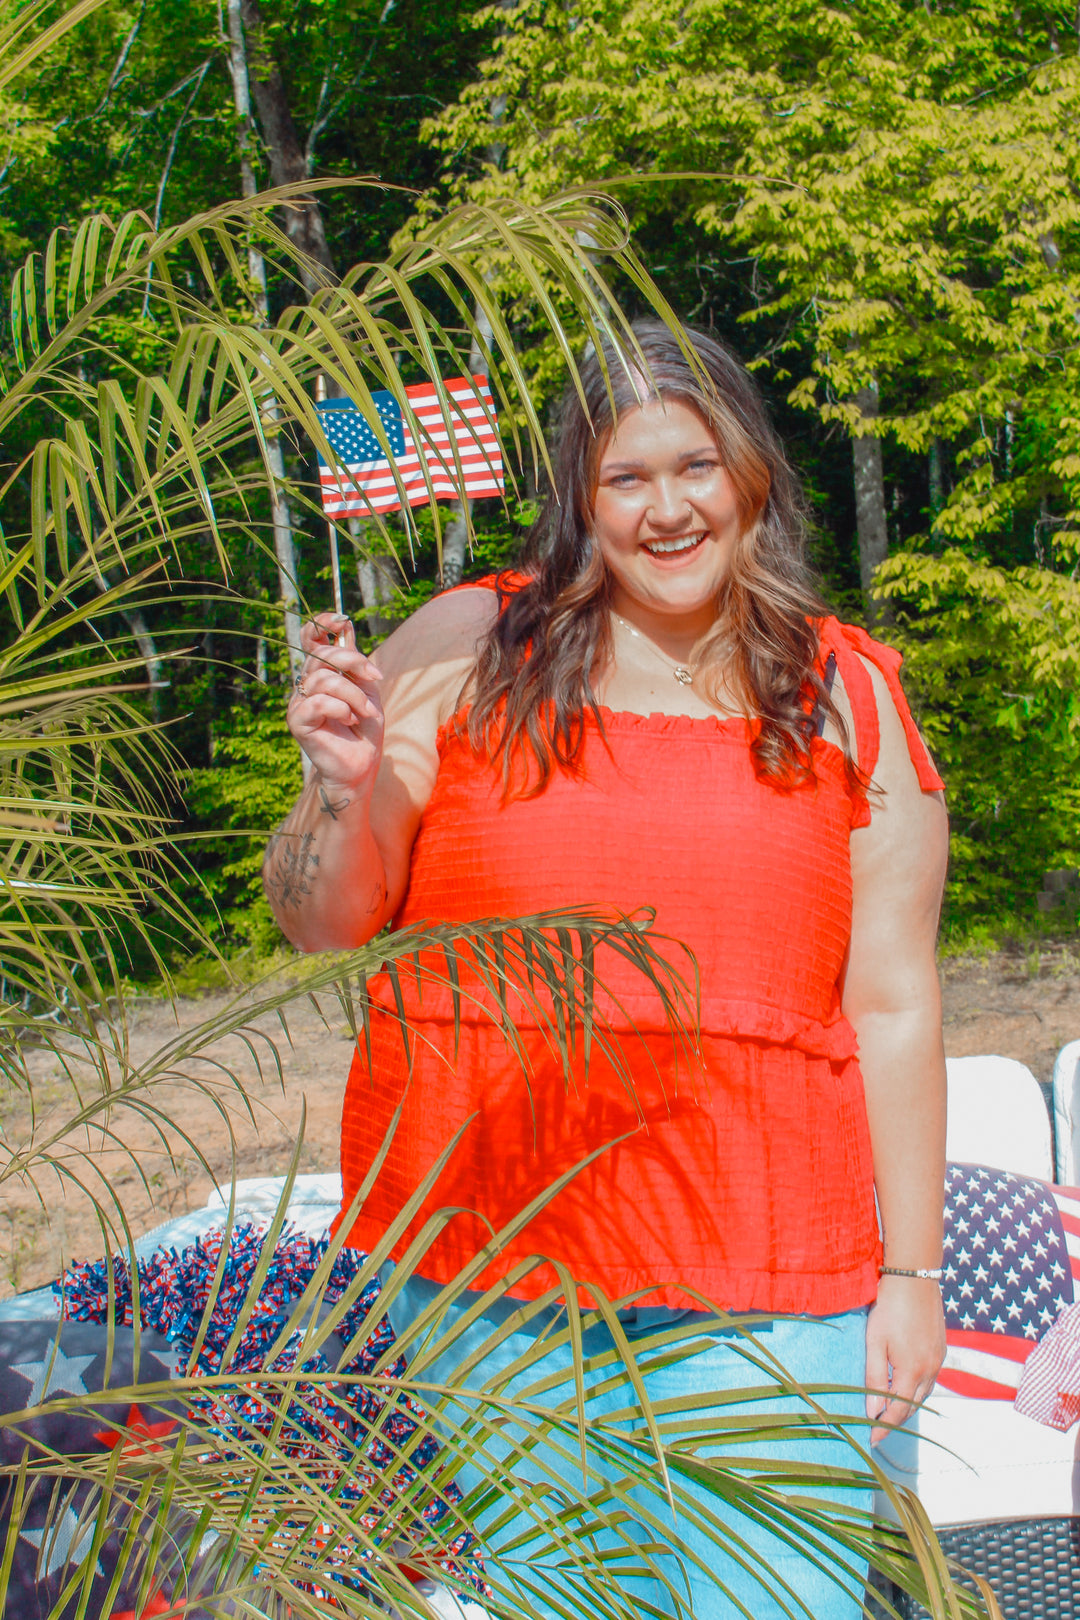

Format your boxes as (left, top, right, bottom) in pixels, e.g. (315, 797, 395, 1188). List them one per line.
(315, 372, 344, 614)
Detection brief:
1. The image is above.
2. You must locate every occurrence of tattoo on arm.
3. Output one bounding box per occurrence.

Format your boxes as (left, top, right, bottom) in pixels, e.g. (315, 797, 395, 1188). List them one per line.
(318, 785, 350, 820)
(264, 830, 320, 909)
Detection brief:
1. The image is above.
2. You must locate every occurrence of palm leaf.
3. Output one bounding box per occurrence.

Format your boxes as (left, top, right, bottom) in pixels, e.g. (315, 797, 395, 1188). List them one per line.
(3, 183, 656, 583)
(1, 1149, 999, 1620)
(0, 0, 110, 98)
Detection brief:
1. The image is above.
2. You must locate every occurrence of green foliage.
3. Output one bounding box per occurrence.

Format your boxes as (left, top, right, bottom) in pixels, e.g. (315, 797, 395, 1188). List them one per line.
(423, 0, 1080, 557)
(878, 545, 1080, 938)
(184, 680, 304, 954)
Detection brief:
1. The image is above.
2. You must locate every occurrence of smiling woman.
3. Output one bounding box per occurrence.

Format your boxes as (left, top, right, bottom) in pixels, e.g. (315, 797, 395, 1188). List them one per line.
(593, 397, 743, 623)
(264, 317, 951, 1619)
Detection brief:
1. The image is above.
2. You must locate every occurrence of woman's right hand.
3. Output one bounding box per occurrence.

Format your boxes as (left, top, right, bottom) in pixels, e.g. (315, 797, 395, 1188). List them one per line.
(287, 613, 385, 793)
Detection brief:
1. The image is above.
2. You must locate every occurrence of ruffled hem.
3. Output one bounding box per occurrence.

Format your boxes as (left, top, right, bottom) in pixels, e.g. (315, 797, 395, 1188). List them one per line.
(337, 1225, 882, 1319)
(360, 978, 860, 1062)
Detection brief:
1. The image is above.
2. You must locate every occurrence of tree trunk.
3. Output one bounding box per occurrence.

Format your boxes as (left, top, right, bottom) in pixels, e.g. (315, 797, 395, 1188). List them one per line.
(224, 0, 304, 695)
(93, 574, 168, 719)
(928, 437, 944, 522)
(439, 305, 494, 589)
(351, 518, 399, 637)
(239, 0, 337, 297)
(438, 62, 507, 593)
(852, 382, 890, 623)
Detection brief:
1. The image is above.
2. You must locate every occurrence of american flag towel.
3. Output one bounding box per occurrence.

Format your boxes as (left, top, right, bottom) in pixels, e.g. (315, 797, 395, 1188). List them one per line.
(939, 1161, 1080, 1411)
(315, 374, 504, 518)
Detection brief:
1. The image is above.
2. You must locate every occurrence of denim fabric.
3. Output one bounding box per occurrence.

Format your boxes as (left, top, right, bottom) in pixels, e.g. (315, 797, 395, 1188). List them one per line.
(385, 1271, 872, 1620)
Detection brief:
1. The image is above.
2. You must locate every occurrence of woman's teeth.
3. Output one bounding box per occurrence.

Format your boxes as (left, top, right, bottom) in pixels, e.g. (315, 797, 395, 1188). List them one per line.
(644, 534, 704, 555)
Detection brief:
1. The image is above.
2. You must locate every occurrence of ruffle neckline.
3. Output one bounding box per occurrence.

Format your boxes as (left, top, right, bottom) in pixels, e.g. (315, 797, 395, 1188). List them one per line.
(436, 703, 848, 759)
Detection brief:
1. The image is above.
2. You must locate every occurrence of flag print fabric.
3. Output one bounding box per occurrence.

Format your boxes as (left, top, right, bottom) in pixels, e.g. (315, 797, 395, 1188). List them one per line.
(0, 1316, 193, 1620)
(939, 1161, 1080, 1404)
(316, 374, 503, 518)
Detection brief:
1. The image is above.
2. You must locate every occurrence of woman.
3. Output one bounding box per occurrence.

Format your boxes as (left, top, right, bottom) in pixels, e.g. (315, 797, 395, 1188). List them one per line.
(266, 319, 949, 1618)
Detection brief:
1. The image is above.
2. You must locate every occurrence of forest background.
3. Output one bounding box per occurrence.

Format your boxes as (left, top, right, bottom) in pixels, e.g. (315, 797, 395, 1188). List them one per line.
(4, 0, 1080, 972)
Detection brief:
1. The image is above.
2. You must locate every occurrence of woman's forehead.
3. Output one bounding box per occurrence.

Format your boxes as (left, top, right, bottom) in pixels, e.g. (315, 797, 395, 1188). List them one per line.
(597, 396, 716, 462)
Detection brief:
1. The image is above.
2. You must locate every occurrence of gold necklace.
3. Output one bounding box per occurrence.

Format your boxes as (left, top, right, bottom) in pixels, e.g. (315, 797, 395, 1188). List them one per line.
(612, 611, 695, 686)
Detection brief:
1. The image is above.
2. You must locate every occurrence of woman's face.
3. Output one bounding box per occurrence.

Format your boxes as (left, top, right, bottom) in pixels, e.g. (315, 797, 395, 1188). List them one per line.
(591, 396, 741, 630)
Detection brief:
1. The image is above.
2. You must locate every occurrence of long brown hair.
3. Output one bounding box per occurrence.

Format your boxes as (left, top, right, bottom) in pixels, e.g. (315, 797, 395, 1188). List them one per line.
(467, 318, 846, 792)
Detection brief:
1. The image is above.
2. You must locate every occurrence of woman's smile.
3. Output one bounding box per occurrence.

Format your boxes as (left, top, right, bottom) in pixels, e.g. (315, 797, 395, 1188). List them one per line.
(641, 530, 708, 560)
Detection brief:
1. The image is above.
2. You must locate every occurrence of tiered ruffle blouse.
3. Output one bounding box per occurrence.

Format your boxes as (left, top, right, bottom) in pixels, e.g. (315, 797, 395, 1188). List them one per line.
(335, 602, 944, 1315)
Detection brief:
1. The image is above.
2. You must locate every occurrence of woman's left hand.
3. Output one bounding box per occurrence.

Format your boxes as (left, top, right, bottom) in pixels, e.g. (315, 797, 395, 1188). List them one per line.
(865, 1275, 947, 1446)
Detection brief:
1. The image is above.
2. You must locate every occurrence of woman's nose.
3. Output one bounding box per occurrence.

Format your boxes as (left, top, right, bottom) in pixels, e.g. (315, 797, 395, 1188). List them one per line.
(646, 477, 692, 530)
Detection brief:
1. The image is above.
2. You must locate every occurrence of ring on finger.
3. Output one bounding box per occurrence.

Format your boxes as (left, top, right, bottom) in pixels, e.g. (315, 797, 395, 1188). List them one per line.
(294, 671, 308, 697)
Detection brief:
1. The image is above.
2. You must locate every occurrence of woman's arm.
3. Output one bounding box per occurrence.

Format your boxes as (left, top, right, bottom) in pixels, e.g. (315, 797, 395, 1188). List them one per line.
(834, 657, 950, 1445)
(263, 586, 499, 952)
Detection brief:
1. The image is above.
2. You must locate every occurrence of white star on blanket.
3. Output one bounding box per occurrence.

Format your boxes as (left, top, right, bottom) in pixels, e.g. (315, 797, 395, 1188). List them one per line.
(11, 1344, 96, 1405)
(19, 1506, 103, 1578)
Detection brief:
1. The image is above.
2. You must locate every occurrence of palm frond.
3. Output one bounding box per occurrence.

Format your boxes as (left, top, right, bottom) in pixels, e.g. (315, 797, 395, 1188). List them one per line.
(0, 0, 110, 97)
(0, 908, 696, 1233)
(0, 1151, 999, 1620)
(2, 184, 657, 584)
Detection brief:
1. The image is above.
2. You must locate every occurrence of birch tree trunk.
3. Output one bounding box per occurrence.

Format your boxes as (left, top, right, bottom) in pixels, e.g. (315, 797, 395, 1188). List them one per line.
(852, 381, 890, 623)
(92, 574, 168, 719)
(351, 517, 398, 636)
(439, 4, 517, 591)
(439, 305, 495, 590)
(223, 0, 304, 689)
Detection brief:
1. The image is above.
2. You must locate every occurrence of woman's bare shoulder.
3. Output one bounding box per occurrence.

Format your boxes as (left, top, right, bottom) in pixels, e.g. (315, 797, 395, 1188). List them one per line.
(373, 583, 502, 727)
(373, 583, 500, 674)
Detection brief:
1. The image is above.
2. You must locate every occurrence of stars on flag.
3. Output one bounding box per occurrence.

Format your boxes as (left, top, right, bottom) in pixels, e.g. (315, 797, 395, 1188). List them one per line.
(93, 1403, 178, 1459)
(20, 1504, 103, 1580)
(939, 1162, 1080, 1399)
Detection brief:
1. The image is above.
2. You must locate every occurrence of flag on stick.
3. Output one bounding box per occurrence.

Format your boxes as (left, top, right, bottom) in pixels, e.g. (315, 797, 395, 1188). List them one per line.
(315, 375, 504, 519)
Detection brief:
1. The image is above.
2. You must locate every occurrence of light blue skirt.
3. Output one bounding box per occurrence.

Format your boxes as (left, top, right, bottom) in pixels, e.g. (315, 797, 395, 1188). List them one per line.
(385, 1271, 872, 1620)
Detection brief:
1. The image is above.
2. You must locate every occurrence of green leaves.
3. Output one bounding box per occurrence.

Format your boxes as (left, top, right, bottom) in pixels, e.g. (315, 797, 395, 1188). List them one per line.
(0, 0, 115, 98)
(422, 0, 1080, 554)
(877, 545, 1080, 934)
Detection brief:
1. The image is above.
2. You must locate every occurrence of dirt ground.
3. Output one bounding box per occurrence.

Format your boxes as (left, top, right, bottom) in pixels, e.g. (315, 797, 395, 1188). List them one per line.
(2, 944, 1079, 1298)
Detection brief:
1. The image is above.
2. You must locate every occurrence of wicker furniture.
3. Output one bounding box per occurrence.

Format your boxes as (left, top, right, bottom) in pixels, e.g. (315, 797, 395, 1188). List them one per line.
(871, 1515, 1080, 1619)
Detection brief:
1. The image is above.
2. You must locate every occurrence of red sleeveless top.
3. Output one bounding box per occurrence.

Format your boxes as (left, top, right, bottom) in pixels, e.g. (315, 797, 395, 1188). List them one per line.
(335, 596, 944, 1314)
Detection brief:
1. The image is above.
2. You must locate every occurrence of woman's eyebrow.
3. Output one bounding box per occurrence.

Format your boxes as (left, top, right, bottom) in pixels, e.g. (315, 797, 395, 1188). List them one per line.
(600, 445, 718, 473)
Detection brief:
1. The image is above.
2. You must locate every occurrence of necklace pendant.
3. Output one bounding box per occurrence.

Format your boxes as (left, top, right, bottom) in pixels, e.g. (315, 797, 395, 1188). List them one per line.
(673, 666, 693, 686)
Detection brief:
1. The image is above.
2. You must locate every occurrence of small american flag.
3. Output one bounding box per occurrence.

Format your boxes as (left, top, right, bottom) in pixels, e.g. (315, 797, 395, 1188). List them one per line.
(315, 374, 504, 518)
(938, 1162, 1080, 1400)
